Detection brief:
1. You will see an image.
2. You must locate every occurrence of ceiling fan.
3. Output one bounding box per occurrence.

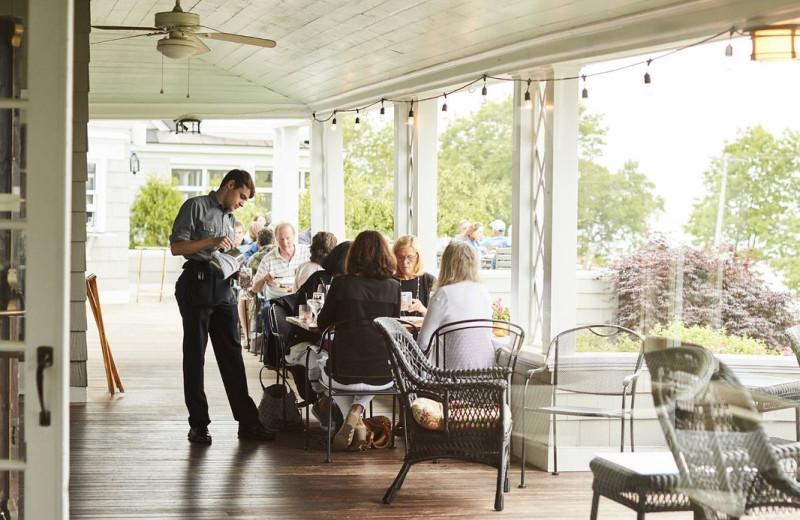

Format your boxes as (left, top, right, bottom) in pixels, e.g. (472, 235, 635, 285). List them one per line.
(92, 0, 276, 59)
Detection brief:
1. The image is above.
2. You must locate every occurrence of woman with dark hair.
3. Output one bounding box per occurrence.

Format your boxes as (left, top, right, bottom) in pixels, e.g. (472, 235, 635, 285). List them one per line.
(294, 231, 337, 290)
(316, 230, 401, 450)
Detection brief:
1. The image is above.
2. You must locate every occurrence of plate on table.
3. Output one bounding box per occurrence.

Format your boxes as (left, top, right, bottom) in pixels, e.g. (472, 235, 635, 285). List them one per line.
(274, 277, 295, 293)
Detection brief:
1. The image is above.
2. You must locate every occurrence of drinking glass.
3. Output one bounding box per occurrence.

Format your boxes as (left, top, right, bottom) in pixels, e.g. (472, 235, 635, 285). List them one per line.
(307, 298, 323, 321)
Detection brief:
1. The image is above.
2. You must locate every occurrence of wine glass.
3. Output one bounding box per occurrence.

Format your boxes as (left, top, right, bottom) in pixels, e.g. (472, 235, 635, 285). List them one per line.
(307, 298, 323, 321)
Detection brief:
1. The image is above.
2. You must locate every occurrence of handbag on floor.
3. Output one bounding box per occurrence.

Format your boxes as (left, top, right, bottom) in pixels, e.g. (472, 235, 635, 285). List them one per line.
(362, 415, 393, 449)
(257, 367, 303, 431)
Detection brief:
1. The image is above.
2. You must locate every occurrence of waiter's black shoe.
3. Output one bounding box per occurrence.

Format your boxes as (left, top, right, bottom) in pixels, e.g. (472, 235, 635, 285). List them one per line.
(188, 427, 212, 444)
(238, 423, 277, 441)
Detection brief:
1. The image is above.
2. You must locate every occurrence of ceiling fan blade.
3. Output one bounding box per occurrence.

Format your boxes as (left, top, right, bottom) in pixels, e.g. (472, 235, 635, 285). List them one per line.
(92, 32, 164, 45)
(191, 36, 211, 55)
(195, 31, 276, 48)
(92, 25, 161, 32)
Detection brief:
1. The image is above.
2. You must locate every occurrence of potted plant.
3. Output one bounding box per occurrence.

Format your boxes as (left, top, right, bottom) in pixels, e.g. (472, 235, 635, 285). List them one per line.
(492, 297, 511, 337)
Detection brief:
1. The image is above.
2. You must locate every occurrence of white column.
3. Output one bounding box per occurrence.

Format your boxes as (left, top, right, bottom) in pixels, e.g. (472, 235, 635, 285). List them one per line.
(511, 80, 536, 348)
(549, 64, 579, 342)
(272, 126, 300, 231)
(310, 119, 345, 240)
(410, 99, 438, 270)
(393, 101, 411, 237)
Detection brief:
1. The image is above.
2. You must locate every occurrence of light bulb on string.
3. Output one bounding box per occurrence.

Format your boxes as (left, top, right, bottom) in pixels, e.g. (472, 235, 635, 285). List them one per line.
(643, 59, 654, 95)
(581, 75, 589, 100)
(522, 79, 532, 110)
(354, 109, 361, 130)
(380, 99, 385, 116)
(724, 30, 735, 71)
(407, 101, 414, 126)
(481, 76, 488, 105)
(331, 112, 337, 131)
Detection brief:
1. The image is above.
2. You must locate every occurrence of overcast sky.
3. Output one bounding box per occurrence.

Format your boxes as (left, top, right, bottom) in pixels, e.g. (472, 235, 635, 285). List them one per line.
(580, 37, 800, 238)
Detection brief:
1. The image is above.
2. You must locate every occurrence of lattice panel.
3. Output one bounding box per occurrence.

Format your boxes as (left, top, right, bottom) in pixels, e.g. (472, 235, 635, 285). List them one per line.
(529, 80, 549, 348)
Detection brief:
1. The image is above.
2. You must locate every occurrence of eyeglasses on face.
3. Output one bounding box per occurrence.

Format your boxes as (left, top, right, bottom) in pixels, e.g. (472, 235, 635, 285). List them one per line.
(398, 254, 418, 263)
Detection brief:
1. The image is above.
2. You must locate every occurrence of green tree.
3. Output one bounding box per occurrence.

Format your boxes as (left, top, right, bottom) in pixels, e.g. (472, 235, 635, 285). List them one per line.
(685, 126, 800, 288)
(129, 177, 183, 247)
(342, 116, 395, 238)
(577, 108, 663, 265)
(437, 97, 513, 236)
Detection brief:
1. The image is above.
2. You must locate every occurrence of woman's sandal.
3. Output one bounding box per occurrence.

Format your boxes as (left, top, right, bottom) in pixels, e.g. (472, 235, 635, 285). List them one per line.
(349, 420, 368, 451)
(333, 408, 361, 450)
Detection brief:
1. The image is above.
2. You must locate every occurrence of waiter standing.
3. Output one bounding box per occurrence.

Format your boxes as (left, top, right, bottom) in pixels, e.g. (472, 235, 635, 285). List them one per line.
(170, 169, 275, 444)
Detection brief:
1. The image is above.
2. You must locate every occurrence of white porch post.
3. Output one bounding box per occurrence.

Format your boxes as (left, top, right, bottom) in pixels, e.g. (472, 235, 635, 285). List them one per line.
(272, 126, 300, 230)
(393, 101, 412, 238)
(512, 69, 578, 352)
(409, 100, 438, 269)
(310, 119, 345, 240)
(549, 65, 579, 342)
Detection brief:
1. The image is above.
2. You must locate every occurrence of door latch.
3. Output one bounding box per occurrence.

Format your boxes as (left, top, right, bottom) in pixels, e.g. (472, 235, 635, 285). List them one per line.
(36, 346, 53, 426)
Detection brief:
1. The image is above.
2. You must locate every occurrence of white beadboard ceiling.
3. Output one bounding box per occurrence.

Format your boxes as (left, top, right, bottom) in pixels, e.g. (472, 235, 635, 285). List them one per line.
(89, 0, 800, 119)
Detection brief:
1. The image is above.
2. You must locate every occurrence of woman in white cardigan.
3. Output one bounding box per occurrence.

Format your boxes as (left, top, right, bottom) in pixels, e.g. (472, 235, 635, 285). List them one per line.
(418, 240, 493, 369)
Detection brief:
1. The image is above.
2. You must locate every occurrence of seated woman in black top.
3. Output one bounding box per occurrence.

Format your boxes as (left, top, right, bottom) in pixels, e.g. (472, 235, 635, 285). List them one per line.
(316, 230, 401, 450)
(392, 234, 436, 317)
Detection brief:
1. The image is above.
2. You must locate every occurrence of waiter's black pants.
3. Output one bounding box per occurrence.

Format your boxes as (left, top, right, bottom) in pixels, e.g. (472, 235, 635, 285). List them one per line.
(175, 268, 259, 429)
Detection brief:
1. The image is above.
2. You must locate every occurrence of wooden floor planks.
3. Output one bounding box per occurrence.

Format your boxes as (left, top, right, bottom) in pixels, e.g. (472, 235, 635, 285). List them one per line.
(70, 301, 692, 519)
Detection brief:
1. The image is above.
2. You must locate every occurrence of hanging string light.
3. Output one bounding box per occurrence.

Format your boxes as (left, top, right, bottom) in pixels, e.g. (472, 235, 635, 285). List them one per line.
(309, 28, 732, 126)
(522, 79, 532, 109)
(354, 109, 361, 130)
(643, 59, 654, 95)
(725, 29, 734, 58)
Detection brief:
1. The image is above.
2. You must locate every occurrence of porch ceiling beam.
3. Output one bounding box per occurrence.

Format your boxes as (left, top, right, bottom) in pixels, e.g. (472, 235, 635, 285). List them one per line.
(89, 102, 311, 120)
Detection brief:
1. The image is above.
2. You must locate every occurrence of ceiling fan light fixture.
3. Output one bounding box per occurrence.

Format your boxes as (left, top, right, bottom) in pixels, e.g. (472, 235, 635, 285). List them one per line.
(157, 36, 196, 59)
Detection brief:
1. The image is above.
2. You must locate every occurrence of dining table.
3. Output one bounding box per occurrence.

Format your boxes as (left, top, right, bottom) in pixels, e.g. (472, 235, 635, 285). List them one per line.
(286, 315, 424, 333)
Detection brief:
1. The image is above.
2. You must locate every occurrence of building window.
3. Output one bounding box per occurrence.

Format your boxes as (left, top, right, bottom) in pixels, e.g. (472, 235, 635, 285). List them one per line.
(86, 160, 106, 232)
(86, 162, 97, 229)
(253, 169, 273, 211)
(171, 168, 204, 200)
(298, 170, 310, 191)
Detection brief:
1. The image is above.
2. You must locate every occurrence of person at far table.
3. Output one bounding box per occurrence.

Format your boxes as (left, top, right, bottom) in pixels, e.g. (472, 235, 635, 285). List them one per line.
(252, 222, 310, 338)
(317, 230, 401, 451)
(418, 240, 493, 370)
(294, 231, 337, 291)
(392, 235, 436, 317)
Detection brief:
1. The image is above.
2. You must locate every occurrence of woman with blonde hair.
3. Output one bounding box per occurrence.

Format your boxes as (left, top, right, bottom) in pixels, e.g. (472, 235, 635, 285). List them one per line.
(418, 240, 492, 369)
(392, 235, 436, 317)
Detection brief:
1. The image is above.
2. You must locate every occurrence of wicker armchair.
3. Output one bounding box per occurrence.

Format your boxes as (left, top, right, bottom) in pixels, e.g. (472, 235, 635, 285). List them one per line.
(374, 317, 512, 511)
(520, 324, 644, 484)
(646, 344, 800, 519)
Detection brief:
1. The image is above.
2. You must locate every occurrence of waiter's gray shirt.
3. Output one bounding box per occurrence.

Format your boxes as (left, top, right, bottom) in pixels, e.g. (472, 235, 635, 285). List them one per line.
(169, 191, 235, 263)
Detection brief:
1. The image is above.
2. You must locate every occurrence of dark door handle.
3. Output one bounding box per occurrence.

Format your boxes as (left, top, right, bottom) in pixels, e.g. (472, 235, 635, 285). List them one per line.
(36, 346, 53, 426)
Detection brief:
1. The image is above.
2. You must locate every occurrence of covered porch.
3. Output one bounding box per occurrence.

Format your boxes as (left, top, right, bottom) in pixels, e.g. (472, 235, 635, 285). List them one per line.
(72, 300, 693, 518)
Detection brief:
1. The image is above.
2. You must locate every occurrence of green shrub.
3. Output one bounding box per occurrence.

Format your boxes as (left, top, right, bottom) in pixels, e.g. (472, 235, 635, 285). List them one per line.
(574, 329, 641, 353)
(129, 177, 183, 248)
(649, 320, 785, 356)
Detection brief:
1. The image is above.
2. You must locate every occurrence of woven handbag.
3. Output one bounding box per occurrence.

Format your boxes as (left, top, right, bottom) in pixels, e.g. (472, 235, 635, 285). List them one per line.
(257, 368, 303, 431)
